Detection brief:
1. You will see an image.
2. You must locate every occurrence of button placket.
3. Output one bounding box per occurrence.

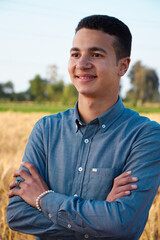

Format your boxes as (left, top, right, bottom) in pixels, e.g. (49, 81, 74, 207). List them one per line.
(73, 124, 98, 197)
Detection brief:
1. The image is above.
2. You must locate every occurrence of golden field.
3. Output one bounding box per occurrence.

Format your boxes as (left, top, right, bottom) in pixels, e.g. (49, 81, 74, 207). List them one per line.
(0, 111, 160, 240)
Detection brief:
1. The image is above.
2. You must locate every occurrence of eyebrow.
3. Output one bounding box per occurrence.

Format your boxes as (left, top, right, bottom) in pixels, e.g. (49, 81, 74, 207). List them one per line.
(70, 47, 79, 52)
(70, 46, 108, 54)
(88, 47, 108, 54)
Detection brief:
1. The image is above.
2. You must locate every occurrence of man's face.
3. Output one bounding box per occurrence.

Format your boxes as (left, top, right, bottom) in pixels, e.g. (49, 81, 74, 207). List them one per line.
(68, 28, 125, 99)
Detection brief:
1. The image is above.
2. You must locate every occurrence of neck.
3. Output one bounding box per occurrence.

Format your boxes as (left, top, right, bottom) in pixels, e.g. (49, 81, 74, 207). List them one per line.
(78, 94, 119, 123)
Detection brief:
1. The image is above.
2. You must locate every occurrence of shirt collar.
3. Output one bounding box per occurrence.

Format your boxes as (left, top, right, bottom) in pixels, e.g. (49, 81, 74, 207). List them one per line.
(74, 97, 125, 133)
(74, 102, 85, 132)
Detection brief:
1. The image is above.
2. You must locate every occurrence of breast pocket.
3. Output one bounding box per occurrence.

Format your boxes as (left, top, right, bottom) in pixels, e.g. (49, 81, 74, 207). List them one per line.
(86, 168, 121, 200)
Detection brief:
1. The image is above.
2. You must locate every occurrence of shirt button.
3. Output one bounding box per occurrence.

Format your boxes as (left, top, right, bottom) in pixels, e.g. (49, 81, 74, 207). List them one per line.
(84, 234, 89, 238)
(102, 124, 106, 128)
(67, 224, 71, 229)
(48, 213, 52, 219)
(78, 167, 83, 172)
(84, 139, 89, 143)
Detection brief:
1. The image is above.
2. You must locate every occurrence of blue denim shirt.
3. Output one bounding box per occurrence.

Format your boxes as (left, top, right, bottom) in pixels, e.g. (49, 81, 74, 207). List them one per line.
(7, 98, 160, 240)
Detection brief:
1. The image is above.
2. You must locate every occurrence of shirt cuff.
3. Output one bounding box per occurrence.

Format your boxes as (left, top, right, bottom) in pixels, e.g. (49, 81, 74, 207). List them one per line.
(41, 191, 68, 224)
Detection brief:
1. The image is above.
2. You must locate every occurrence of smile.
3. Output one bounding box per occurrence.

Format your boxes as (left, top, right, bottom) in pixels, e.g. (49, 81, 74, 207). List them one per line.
(75, 75, 97, 82)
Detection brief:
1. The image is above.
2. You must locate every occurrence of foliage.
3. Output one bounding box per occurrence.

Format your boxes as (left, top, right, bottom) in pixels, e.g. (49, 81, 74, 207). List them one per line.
(126, 61, 159, 105)
(47, 80, 64, 102)
(29, 75, 48, 102)
(62, 84, 78, 105)
(0, 81, 15, 101)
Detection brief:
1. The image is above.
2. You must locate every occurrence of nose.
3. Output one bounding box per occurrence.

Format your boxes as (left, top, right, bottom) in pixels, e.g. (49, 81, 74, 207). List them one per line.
(76, 55, 92, 69)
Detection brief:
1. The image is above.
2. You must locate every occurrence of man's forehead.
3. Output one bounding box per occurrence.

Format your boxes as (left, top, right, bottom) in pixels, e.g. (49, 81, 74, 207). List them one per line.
(73, 28, 115, 44)
(72, 28, 115, 52)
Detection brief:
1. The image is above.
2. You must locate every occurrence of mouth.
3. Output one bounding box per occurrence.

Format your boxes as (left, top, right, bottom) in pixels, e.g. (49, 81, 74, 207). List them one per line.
(75, 74, 97, 82)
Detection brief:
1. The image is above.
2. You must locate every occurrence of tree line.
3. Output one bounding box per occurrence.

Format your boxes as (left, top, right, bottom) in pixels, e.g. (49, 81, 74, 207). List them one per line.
(0, 62, 159, 106)
(0, 65, 78, 105)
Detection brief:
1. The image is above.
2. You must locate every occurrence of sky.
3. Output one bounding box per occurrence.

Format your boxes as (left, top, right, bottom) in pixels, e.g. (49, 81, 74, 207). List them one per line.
(0, 0, 160, 97)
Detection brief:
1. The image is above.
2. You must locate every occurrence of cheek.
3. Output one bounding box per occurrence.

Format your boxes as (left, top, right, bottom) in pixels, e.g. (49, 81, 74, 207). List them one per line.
(67, 61, 72, 75)
(97, 63, 108, 77)
(68, 59, 76, 74)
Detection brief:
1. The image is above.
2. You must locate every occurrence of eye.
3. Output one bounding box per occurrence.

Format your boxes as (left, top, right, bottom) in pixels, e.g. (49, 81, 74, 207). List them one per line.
(92, 53, 103, 57)
(71, 52, 80, 58)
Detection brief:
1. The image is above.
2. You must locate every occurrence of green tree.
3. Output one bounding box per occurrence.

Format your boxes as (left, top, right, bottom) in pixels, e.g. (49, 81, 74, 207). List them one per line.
(0, 81, 14, 101)
(3, 81, 14, 94)
(47, 80, 64, 102)
(29, 75, 47, 102)
(62, 84, 78, 105)
(0, 83, 5, 99)
(14, 90, 31, 101)
(126, 61, 159, 104)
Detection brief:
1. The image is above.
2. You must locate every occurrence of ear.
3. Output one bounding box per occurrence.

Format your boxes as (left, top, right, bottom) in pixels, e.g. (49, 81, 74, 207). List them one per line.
(118, 57, 131, 77)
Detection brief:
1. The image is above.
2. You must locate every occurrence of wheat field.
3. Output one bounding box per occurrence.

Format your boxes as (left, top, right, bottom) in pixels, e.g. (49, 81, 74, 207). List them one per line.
(0, 112, 160, 240)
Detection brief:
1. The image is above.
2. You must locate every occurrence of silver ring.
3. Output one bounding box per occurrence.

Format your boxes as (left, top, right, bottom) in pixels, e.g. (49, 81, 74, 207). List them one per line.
(15, 178, 22, 188)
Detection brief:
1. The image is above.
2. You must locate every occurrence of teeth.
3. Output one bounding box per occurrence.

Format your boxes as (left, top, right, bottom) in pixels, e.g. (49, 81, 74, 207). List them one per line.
(77, 76, 96, 79)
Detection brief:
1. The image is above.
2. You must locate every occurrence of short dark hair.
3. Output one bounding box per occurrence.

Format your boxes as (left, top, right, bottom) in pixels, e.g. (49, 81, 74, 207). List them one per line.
(75, 15, 132, 61)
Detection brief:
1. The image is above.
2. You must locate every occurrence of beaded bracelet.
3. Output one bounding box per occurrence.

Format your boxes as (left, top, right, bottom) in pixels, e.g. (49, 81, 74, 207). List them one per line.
(36, 190, 54, 211)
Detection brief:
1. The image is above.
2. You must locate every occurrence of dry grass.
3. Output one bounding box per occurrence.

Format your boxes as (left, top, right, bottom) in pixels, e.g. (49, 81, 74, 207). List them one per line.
(0, 112, 45, 240)
(0, 111, 160, 240)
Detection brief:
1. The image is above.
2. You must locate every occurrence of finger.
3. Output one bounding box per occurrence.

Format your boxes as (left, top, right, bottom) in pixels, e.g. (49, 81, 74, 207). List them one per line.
(13, 169, 30, 179)
(9, 179, 24, 189)
(114, 191, 131, 200)
(8, 188, 21, 198)
(9, 180, 16, 189)
(116, 184, 138, 194)
(114, 175, 138, 187)
(21, 161, 40, 176)
(118, 176, 138, 186)
(115, 171, 132, 180)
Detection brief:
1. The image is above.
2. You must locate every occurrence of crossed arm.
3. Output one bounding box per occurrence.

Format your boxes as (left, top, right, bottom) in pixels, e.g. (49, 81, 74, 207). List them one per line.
(7, 161, 138, 238)
(7, 122, 160, 239)
(9, 162, 138, 206)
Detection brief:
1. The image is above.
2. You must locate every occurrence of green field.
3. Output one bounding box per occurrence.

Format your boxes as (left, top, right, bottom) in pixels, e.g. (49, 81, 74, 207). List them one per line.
(124, 104, 160, 113)
(0, 102, 72, 113)
(0, 102, 160, 113)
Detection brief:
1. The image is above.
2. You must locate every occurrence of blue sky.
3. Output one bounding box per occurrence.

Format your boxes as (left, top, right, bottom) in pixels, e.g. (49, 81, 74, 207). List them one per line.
(0, 0, 160, 97)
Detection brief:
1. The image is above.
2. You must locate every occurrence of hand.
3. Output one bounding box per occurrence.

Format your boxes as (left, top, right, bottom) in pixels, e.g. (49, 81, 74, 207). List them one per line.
(106, 171, 138, 202)
(9, 162, 49, 208)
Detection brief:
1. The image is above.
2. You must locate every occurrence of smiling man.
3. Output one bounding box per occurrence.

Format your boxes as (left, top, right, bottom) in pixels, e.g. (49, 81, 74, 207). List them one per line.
(68, 27, 130, 123)
(7, 15, 160, 240)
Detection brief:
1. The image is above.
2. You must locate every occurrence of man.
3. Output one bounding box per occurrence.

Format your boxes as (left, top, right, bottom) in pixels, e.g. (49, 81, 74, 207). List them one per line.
(7, 15, 160, 240)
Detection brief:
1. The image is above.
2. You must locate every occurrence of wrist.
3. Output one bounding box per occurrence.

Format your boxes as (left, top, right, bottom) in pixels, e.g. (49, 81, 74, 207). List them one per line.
(36, 190, 54, 211)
